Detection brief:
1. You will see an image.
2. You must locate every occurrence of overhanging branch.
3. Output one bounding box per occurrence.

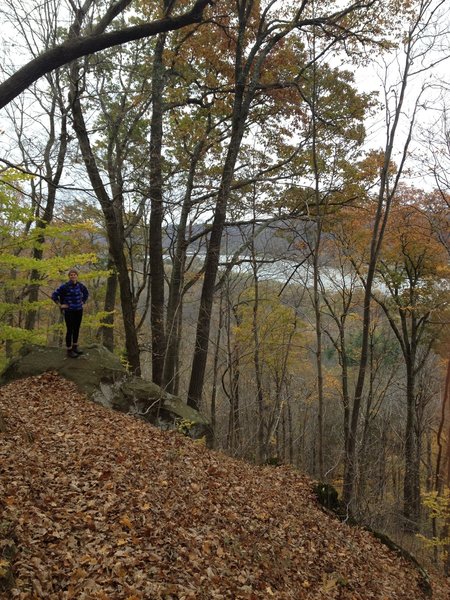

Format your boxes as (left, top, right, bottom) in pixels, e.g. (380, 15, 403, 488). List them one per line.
(0, 0, 212, 110)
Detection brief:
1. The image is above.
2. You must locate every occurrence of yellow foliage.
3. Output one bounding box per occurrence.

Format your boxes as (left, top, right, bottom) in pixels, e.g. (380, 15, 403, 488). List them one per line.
(419, 488, 450, 552)
(234, 286, 306, 374)
(421, 488, 450, 519)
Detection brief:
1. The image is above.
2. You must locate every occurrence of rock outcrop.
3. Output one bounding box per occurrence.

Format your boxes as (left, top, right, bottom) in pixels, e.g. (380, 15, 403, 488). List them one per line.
(0, 344, 212, 444)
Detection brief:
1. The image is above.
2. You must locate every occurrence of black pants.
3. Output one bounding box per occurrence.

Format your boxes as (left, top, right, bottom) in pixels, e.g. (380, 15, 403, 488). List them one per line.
(64, 310, 83, 348)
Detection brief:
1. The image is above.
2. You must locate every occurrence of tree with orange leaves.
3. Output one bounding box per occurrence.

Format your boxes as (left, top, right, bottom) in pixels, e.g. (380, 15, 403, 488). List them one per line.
(372, 187, 450, 529)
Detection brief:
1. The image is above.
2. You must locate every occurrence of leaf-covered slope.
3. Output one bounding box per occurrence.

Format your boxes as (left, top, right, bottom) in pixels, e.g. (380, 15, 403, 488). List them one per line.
(0, 372, 448, 600)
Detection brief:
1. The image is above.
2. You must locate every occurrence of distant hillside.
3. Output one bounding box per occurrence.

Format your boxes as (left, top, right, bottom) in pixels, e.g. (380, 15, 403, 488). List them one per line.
(1, 373, 450, 599)
(164, 219, 313, 259)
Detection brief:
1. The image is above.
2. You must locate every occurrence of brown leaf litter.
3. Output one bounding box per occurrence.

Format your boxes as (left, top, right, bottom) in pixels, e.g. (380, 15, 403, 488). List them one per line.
(1, 372, 450, 600)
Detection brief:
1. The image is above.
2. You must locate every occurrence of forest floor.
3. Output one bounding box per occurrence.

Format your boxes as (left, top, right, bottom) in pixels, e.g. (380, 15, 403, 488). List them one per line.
(1, 372, 450, 600)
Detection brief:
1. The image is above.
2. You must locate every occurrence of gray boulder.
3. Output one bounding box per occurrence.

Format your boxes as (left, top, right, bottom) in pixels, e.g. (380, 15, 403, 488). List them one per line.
(0, 344, 212, 444)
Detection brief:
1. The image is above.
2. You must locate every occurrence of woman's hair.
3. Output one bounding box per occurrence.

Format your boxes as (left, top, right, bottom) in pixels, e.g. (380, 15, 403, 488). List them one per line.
(68, 268, 79, 275)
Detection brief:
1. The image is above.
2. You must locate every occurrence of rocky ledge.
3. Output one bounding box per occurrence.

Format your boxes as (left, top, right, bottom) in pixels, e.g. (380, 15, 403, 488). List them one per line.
(0, 344, 212, 444)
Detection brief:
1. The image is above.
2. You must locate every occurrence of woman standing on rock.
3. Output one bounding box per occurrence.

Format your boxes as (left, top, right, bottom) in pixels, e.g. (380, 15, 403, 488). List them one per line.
(52, 269, 89, 358)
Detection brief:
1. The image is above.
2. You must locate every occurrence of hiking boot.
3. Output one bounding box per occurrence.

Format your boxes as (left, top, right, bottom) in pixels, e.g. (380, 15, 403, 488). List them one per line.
(72, 347, 83, 355)
(67, 349, 79, 358)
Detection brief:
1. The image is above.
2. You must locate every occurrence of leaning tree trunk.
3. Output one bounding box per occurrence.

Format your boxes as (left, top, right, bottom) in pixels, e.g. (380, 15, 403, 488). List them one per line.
(186, 78, 250, 410)
(69, 70, 141, 375)
(67, 2, 141, 373)
(187, 155, 242, 410)
(186, 0, 267, 411)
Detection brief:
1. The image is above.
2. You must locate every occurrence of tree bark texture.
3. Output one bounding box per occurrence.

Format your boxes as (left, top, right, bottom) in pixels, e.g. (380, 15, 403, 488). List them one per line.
(149, 30, 167, 386)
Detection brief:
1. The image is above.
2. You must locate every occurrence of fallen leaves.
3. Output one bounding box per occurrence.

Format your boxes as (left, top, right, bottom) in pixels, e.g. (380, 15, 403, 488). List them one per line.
(1, 372, 450, 599)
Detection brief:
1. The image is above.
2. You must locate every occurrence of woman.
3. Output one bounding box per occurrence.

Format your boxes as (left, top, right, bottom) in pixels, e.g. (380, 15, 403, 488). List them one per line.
(52, 269, 89, 358)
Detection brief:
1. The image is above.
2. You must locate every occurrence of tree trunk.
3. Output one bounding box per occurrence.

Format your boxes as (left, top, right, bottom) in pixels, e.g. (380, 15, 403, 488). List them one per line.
(224, 301, 241, 453)
(149, 30, 167, 386)
(251, 273, 266, 463)
(358, 335, 376, 505)
(210, 314, 221, 448)
(342, 8, 420, 510)
(98, 257, 117, 351)
(163, 141, 204, 392)
(312, 239, 324, 479)
(287, 401, 294, 464)
(69, 71, 141, 375)
(403, 361, 420, 531)
(442, 361, 450, 574)
(186, 0, 261, 410)
(186, 147, 245, 410)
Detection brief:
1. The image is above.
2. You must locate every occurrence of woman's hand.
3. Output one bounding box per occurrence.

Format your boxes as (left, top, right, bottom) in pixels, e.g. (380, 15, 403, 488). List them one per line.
(60, 304, 69, 309)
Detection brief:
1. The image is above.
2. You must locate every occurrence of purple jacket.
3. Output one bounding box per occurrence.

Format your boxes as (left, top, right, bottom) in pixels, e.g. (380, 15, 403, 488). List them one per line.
(52, 281, 88, 311)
